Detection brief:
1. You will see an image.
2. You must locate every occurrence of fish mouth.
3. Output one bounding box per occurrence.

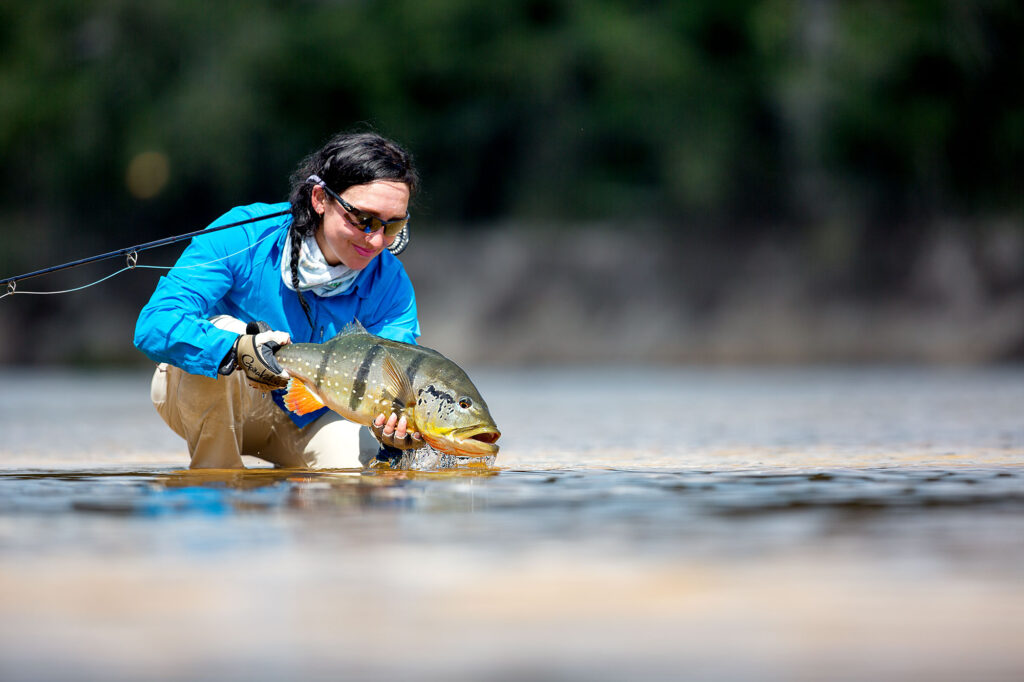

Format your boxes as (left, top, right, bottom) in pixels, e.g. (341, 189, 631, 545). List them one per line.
(424, 426, 501, 458)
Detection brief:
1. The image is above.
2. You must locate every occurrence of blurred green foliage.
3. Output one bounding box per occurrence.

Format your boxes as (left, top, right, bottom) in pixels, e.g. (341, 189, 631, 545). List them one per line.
(0, 0, 1021, 274)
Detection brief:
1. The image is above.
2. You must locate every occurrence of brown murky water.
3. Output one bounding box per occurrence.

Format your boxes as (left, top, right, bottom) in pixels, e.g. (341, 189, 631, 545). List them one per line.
(1, 366, 1023, 681)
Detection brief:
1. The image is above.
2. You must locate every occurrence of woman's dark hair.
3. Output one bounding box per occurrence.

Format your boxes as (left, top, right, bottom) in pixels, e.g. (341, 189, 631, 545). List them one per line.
(286, 132, 419, 328)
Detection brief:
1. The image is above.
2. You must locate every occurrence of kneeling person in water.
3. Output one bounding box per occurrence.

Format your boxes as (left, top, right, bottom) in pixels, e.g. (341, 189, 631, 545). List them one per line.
(135, 132, 423, 469)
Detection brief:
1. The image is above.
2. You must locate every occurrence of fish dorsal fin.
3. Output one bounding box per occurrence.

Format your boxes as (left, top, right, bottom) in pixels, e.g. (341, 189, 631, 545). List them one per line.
(284, 378, 326, 416)
(324, 320, 371, 344)
(380, 352, 416, 408)
(339, 319, 369, 336)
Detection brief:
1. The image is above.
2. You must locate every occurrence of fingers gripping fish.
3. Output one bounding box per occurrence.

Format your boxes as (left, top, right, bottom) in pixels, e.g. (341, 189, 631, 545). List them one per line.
(274, 321, 501, 458)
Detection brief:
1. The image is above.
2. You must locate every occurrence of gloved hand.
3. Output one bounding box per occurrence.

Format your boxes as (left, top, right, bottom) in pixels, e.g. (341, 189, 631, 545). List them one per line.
(224, 321, 291, 390)
(371, 412, 425, 450)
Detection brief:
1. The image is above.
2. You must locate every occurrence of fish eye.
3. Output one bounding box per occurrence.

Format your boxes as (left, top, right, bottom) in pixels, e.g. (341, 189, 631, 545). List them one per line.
(459, 397, 472, 409)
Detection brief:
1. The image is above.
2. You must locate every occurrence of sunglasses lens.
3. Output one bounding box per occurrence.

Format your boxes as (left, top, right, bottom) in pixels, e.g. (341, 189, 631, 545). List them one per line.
(351, 209, 409, 237)
(383, 218, 409, 237)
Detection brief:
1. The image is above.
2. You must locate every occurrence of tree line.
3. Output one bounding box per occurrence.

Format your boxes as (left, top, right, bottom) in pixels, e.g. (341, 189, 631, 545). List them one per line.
(1, 0, 1021, 285)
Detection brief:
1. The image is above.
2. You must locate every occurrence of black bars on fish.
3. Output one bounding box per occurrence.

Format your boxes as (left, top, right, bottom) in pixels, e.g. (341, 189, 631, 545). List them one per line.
(0, 209, 291, 292)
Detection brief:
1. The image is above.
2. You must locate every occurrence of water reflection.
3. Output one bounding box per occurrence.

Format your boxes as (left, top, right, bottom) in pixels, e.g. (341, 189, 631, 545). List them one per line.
(0, 466, 504, 518)
(1, 465, 1020, 522)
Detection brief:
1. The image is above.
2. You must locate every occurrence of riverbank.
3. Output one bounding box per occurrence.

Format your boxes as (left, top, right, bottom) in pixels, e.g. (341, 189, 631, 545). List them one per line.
(1, 224, 1022, 366)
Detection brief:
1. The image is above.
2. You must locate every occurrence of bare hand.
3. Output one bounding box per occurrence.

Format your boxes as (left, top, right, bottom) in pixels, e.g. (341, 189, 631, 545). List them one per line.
(371, 413, 425, 450)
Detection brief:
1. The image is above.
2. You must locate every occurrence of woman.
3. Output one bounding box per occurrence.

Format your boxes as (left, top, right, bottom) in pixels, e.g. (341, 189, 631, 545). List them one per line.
(135, 132, 424, 469)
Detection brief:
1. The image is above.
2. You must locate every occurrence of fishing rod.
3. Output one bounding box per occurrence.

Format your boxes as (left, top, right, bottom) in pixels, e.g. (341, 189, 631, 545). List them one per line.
(0, 210, 290, 294)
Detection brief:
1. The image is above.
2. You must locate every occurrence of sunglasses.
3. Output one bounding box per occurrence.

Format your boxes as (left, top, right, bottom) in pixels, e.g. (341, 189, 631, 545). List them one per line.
(309, 175, 410, 237)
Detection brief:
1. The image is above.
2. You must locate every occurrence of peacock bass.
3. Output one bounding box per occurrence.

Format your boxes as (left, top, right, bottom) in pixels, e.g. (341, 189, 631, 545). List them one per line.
(274, 322, 500, 458)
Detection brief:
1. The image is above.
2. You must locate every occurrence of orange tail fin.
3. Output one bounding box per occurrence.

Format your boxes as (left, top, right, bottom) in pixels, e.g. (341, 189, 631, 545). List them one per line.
(284, 378, 327, 416)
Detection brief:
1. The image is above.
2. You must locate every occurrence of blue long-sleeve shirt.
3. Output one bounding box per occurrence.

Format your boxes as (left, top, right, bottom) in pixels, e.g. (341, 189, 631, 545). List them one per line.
(134, 201, 420, 425)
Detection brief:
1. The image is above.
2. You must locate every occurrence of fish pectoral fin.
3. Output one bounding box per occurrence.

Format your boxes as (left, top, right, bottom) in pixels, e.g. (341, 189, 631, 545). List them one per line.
(381, 352, 416, 408)
(283, 378, 327, 416)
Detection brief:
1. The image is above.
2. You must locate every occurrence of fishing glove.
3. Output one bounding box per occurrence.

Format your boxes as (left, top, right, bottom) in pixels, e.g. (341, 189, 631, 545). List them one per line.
(220, 321, 291, 390)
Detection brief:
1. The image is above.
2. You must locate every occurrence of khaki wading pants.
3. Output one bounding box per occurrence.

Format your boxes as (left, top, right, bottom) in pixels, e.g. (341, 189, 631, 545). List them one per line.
(150, 363, 379, 469)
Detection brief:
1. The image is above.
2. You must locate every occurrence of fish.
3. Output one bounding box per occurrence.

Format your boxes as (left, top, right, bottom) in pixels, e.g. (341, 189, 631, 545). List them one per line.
(274, 321, 501, 459)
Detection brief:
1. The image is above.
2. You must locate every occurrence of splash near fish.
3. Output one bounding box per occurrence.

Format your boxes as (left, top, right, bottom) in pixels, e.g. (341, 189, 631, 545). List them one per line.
(274, 322, 500, 468)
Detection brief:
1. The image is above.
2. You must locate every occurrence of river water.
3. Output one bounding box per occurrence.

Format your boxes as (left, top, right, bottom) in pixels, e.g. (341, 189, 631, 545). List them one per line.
(1, 365, 1022, 681)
